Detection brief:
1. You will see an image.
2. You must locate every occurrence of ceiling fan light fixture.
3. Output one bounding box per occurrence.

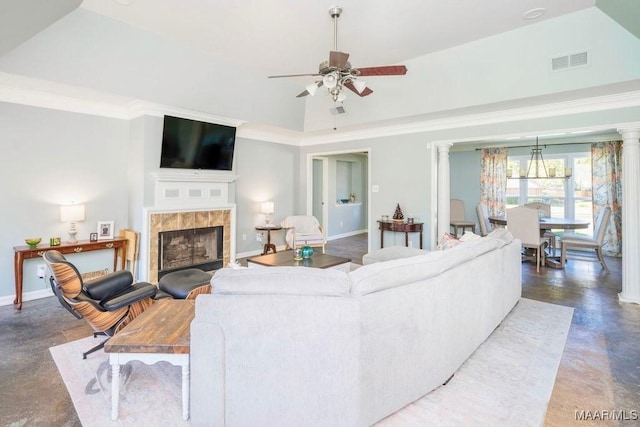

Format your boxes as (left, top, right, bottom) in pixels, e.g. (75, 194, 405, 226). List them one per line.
(305, 82, 319, 96)
(323, 73, 338, 89)
(353, 79, 367, 94)
(336, 92, 347, 102)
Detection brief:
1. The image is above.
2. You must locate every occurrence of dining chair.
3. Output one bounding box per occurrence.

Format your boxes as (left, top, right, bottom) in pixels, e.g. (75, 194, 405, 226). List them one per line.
(475, 203, 493, 236)
(506, 206, 547, 272)
(524, 202, 557, 256)
(450, 199, 476, 237)
(560, 206, 612, 272)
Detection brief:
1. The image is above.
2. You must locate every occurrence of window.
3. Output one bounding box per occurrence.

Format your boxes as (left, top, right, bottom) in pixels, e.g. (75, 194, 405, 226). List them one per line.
(507, 152, 592, 232)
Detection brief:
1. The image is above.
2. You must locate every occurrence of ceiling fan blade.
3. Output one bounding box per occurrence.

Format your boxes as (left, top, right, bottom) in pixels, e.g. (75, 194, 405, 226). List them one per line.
(329, 51, 350, 68)
(355, 65, 408, 76)
(343, 81, 373, 97)
(268, 73, 322, 79)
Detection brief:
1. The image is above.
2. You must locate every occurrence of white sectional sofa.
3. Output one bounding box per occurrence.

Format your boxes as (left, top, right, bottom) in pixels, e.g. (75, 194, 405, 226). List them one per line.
(190, 228, 522, 427)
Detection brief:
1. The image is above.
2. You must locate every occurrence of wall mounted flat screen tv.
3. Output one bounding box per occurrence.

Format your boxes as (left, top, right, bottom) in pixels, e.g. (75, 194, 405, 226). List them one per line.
(160, 115, 236, 171)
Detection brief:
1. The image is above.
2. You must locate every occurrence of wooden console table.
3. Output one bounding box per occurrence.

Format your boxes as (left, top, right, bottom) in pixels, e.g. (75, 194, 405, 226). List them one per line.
(13, 238, 127, 310)
(377, 220, 424, 249)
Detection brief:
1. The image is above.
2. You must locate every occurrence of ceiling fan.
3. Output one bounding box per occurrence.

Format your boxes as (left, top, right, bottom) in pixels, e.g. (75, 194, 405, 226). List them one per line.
(268, 6, 408, 103)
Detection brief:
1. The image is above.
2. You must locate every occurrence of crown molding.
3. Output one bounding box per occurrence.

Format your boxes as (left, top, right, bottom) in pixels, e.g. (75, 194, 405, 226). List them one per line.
(0, 83, 131, 119)
(1, 82, 639, 146)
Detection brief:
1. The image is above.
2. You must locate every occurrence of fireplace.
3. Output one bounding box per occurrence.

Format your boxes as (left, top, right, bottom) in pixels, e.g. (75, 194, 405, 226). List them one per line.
(147, 208, 232, 283)
(158, 226, 223, 279)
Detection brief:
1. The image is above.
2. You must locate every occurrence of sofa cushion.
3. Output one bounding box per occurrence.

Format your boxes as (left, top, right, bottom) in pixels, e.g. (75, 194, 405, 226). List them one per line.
(349, 248, 474, 296)
(362, 246, 430, 265)
(459, 231, 482, 242)
(486, 227, 514, 247)
(212, 266, 350, 297)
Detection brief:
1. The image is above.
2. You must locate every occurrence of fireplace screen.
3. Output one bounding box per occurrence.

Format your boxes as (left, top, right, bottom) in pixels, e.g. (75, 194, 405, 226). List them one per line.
(158, 226, 223, 277)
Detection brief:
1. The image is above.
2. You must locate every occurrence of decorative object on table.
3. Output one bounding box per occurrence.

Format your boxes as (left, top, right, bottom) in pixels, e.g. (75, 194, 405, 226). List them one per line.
(350, 193, 356, 203)
(293, 248, 303, 261)
(339, 198, 349, 204)
(261, 201, 275, 226)
(381, 215, 389, 221)
(407, 217, 414, 224)
(89, 232, 98, 242)
(97, 220, 114, 240)
(49, 237, 61, 246)
(301, 245, 314, 259)
(25, 237, 41, 249)
(393, 203, 404, 222)
(60, 203, 86, 243)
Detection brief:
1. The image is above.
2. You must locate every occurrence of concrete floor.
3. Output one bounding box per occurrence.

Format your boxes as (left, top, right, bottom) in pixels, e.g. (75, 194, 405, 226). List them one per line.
(0, 233, 638, 426)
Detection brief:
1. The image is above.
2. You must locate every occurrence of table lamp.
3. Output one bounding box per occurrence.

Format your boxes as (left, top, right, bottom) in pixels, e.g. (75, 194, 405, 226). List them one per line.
(60, 204, 85, 243)
(261, 202, 274, 226)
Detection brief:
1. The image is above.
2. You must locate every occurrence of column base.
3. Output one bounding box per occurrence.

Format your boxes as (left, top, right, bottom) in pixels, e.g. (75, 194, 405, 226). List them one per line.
(618, 292, 640, 304)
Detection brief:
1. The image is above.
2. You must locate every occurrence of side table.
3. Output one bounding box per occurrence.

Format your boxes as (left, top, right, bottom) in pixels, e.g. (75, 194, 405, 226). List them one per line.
(255, 225, 283, 255)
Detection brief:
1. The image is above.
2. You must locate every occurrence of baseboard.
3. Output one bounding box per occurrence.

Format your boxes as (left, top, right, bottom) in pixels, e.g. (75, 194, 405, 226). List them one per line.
(327, 229, 367, 241)
(0, 287, 53, 307)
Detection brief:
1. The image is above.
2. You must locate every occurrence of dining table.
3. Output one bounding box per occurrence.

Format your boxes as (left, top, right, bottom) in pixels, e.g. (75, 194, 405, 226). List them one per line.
(488, 215, 590, 269)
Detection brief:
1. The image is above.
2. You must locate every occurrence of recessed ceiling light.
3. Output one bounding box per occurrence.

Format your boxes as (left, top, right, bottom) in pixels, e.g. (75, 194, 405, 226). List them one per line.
(523, 8, 546, 20)
(113, 0, 134, 5)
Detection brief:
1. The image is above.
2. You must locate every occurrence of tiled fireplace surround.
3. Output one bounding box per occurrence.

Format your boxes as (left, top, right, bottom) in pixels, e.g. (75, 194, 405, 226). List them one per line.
(148, 209, 231, 283)
(144, 171, 236, 283)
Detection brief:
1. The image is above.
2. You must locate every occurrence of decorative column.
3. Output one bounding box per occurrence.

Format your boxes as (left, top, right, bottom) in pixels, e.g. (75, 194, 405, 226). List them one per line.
(437, 143, 452, 240)
(619, 128, 640, 304)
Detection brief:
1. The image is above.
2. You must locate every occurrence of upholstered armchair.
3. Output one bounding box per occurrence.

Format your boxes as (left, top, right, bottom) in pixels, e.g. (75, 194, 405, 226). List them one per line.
(280, 215, 327, 254)
(43, 250, 159, 358)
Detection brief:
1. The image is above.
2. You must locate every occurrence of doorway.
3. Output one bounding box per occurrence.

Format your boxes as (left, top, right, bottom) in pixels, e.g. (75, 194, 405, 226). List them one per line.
(307, 149, 370, 253)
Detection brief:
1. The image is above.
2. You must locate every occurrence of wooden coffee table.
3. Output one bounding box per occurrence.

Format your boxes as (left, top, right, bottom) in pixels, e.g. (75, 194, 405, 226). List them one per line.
(104, 299, 194, 421)
(247, 251, 351, 272)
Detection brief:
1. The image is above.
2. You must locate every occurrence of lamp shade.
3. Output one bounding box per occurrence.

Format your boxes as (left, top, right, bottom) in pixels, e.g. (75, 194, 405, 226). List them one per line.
(322, 73, 338, 89)
(60, 204, 85, 223)
(261, 202, 274, 215)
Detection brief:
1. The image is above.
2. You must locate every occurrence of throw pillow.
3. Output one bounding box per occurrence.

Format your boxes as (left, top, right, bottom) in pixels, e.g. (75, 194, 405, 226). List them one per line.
(436, 233, 461, 250)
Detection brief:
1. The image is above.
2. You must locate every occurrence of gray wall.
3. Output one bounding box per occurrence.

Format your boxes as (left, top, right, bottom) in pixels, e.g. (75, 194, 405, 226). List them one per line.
(233, 138, 299, 255)
(0, 101, 130, 300)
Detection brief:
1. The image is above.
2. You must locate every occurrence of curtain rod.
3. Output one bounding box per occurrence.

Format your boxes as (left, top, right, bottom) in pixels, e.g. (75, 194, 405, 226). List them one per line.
(474, 141, 595, 151)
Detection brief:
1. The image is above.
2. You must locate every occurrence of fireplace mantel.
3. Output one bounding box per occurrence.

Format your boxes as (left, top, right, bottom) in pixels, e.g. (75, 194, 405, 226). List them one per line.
(151, 170, 238, 183)
(151, 170, 237, 210)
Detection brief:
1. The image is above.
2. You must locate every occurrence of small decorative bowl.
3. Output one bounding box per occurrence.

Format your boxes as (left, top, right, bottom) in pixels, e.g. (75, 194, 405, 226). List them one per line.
(25, 237, 42, 249)
(340, 199, 349, 204)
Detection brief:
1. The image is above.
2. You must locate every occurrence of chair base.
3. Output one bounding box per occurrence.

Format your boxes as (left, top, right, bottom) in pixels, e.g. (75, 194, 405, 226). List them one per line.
(561, 245, 609, 272)
(83, 334, 109, 359)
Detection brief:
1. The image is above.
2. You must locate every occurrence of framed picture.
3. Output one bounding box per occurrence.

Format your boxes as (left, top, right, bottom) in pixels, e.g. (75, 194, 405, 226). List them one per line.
(89, 233, 98, 242)
(97, 221, 114, 240)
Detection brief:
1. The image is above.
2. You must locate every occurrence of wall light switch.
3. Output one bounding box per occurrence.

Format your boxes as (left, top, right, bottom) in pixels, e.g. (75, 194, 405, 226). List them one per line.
(372, 185, 379, 193)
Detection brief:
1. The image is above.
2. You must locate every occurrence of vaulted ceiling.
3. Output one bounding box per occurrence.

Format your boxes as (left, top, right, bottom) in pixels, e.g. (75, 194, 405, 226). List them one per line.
(0, 0, 638, 139)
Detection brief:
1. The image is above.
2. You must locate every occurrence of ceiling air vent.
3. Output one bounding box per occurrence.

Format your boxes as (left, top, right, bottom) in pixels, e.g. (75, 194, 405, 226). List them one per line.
(552, 51, 589, 71)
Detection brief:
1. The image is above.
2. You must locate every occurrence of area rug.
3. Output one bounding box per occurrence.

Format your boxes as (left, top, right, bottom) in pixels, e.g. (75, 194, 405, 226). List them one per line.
(50, 298, 573, 426)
